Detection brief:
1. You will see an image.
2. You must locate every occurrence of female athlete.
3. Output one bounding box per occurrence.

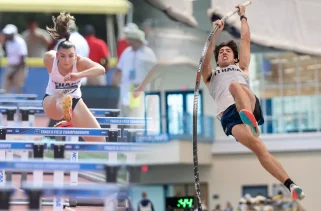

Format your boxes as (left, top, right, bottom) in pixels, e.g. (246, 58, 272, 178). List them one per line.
(42, 12, 105, 142)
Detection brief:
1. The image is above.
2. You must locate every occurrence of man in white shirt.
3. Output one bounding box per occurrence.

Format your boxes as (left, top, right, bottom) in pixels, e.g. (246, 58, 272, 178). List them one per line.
(112, 23, 157, 117)
(1, 24, 28, 93)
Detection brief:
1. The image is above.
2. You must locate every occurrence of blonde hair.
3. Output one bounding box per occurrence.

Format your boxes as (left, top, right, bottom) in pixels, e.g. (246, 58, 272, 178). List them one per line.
(46, 12, 75, 41)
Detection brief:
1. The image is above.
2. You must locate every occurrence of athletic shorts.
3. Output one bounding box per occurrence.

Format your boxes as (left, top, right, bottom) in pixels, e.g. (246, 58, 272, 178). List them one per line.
(43, 94, 81, 111)
(221, 96, 264, 136)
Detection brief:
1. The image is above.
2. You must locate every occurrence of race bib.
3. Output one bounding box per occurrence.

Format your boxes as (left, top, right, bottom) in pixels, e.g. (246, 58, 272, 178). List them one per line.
(60, 88, 77, 95)
(54, 81, 79, 95)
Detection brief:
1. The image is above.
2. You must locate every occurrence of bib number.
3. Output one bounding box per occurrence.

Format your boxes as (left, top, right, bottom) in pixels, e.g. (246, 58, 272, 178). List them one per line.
(61, 88, 77, 95)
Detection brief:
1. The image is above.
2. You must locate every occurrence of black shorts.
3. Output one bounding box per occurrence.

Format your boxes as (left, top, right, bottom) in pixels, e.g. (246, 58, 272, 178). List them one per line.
(43, 94, 81, 111)
(221, 96, 265, 136)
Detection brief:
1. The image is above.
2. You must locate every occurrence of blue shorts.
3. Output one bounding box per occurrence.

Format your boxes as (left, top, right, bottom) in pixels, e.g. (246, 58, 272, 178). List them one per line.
(221, 96, 264, 136)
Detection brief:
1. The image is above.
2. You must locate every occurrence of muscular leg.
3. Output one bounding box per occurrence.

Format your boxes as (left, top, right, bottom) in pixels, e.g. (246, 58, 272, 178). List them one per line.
(71, 99, 105, 142)
(240, 87, 286, 173)
(232, 124, 289, 183)
(241, 86, 257, 110)
(232, 124, 305, 200)
(230, 82, 260, 136)
(43, 93, 65, 120)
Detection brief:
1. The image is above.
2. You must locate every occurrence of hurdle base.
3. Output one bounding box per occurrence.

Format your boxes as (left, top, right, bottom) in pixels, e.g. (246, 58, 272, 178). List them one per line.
(68, 198, 105, 206)
(10, 198, 129, 208)
(70, 198, 131, 210)
(10, 199, 69, 207)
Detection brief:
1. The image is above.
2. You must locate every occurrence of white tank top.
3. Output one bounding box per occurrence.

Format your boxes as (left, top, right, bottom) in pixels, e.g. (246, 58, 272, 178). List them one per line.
(208, 64, 250, 119)
(45, 56, 82, 98)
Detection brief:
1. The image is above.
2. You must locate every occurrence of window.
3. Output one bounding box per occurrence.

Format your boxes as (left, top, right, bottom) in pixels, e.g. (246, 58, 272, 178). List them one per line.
(242, 185, 268, 198)
(165, 90, 203, 135)
(272, 95, 319, 133)
(145, 92, 162, 134)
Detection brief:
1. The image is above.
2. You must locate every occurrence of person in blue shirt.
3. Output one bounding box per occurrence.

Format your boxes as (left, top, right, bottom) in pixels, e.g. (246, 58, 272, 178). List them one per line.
(138, 192, 155, 211)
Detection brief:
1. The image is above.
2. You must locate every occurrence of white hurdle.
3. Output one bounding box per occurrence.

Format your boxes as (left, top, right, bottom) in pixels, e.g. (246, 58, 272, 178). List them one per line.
(0, 158, 142, 211)
(0, 140, 153, 211)
(0, 94, 37, 99)
(0, 125, 166, 210)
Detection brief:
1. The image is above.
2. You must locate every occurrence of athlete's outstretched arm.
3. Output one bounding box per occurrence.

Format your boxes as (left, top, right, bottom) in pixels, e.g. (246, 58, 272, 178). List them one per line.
(133, 58, 198, 97)
(64, 57, 105, 81)
(237, 4, 251, 72)
(43, 50, 55, 73)
(78, 58, 105, 77)
(142, 59, 197, 88)
(202, 20, 224, 86)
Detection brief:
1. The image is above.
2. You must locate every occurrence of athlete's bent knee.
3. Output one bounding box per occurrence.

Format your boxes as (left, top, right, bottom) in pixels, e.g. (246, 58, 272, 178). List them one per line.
(229, 82, 241, 94)
(44, 111, 63, 121)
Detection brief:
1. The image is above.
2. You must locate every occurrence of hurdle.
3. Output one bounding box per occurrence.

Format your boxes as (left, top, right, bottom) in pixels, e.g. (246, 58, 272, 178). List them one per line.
(0, 115, 152, 187)
(0, 159, 141, 211)
(0, 106, 121, 127)
(0, 141, 151, 210)
(0, 93, 38, 100)
(0, 127, 115, 208)
(0, 126, 163, 208)
(20, 183, 131, 211)
(0, 106, 121, 167)
(0, 99, 43, 107)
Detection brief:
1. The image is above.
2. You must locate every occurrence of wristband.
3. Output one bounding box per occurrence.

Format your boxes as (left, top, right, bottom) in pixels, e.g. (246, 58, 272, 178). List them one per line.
(240, 15, 247, 21)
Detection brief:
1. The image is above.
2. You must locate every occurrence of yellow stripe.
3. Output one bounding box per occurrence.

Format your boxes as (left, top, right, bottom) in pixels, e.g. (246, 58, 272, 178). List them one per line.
(0, 0, 129, 14)
(0, 57, 118, 68)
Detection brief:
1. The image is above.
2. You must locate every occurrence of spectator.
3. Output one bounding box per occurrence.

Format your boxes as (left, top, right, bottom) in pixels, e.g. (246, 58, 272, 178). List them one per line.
(0, 33, 5, 57)
(224, 202, 233, 211)
(22, 18, 52, 57)
(212, 204, 222, 211)
(83, 24, 108, 86)
(117, 37, 130, 58)
(1, 24, 28, 93)
(138, 192, 154, 211)
(112, 23, 157, 117)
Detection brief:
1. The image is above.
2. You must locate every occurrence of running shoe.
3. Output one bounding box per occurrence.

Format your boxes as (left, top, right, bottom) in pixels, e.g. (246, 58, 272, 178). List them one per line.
(54, 120, 73, 128)
(62, 95, 72, 122)
(239, 109, 260, 137)
(290, 184, 305, 200)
